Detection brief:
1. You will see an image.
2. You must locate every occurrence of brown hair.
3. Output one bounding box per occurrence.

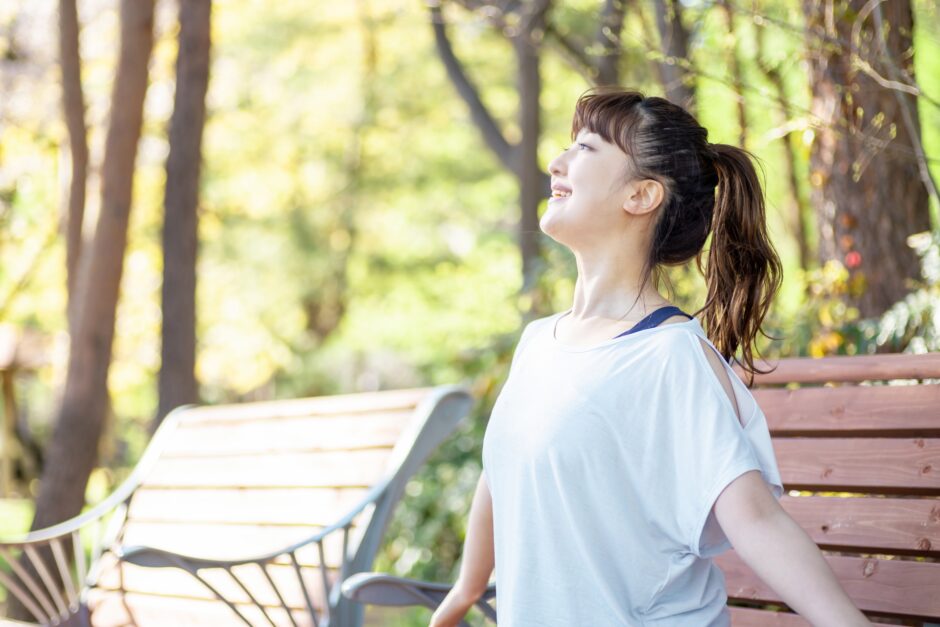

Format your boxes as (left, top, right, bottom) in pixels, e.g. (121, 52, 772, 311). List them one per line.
(571, 87, 782, 383)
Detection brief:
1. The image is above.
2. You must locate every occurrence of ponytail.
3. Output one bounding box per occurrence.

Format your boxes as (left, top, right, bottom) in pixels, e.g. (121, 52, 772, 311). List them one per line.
(699, 143, 782, 384)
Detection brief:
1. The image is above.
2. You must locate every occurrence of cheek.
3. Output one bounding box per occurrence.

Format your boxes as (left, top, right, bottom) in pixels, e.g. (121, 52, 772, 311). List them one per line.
(570, 164, 610, 199)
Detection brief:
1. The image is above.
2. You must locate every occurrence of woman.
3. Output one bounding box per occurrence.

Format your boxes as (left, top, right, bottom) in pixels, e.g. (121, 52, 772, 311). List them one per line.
(430, 88, 870, 626)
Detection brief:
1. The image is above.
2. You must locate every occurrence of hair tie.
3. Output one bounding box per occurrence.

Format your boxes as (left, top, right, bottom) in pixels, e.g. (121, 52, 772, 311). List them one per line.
(707, 142, 721, 161)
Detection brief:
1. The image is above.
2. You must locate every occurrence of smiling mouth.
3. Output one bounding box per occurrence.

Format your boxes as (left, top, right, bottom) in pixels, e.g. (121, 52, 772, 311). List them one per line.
(550, 190, 571, 199)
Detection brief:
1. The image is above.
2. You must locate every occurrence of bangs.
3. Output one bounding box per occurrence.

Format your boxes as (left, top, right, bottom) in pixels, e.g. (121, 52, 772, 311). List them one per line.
(570, 89, 645, 156)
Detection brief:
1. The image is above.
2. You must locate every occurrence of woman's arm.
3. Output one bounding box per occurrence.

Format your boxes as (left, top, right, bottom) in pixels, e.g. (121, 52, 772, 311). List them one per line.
(429, 471, 495, 626)
(714, 470, 872, 626)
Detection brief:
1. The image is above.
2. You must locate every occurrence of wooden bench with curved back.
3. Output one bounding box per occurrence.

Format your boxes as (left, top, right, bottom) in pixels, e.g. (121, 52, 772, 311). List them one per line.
(0, 384, 473, 627)
(342, 353, 940, 627)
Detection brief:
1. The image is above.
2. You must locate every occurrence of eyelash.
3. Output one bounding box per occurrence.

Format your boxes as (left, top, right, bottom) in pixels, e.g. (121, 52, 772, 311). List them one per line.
(566, 143, 590, 151)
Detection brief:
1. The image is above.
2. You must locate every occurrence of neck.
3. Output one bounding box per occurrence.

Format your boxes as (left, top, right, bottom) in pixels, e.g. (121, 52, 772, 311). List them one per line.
(568, 244, 668, 322)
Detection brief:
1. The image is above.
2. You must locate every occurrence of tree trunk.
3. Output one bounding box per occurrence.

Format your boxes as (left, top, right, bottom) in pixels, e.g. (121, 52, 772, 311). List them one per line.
(154, 0, 212, 430)
(58, 0, 88, 335)
(31, 0, 155, 530)
(803, 0, 930, 317)
(429, 1, 551, 317)
(594, 0, 626, 87)
(651, 0, 694, 111)
(717, 0, 747, 147)
(513, 3, 547, 301)
(755, 13, 813, 273)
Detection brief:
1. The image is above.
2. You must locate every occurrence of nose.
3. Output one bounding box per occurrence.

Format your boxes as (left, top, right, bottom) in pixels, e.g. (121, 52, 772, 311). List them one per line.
(547, 147, 569, 177)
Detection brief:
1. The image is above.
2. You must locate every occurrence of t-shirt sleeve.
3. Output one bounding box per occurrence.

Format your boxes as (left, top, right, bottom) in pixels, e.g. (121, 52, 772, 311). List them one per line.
(667, 332, 784, 559)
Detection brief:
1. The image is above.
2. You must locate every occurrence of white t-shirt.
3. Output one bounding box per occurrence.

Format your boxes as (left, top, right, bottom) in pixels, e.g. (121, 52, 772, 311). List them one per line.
(481, 311, 784, 626)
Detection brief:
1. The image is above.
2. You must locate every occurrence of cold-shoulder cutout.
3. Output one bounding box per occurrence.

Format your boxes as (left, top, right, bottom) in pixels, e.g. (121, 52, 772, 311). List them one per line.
(695, 336, 742, 425)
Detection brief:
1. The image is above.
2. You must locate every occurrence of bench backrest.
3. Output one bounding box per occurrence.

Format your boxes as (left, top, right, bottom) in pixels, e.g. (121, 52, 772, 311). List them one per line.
(87, 385, 472, 627)
(726, 353, 940, 626)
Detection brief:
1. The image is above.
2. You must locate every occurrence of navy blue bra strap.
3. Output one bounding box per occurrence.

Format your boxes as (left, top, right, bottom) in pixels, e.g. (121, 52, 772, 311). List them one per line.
(612, 306, 693, 339)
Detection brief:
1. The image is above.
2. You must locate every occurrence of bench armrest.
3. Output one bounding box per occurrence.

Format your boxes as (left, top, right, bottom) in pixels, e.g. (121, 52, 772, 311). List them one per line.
(0, 407, 191, 625)
(340, 572, 496, 624)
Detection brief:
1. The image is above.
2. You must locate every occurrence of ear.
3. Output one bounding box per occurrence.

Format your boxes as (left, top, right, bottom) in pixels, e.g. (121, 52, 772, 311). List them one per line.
(622, 179, 664, 217)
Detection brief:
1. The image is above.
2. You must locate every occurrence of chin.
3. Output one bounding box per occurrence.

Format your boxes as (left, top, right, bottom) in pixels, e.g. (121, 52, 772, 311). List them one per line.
(539, 210, 576, 247)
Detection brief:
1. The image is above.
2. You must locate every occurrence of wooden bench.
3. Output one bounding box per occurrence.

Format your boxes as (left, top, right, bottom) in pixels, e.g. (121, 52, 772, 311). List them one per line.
(0, 384, 473, 626)
(343, 353, 940, 626)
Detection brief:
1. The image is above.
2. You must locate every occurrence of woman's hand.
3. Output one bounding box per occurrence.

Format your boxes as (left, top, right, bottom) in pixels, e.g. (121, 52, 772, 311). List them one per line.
(428, 584, 478, 627)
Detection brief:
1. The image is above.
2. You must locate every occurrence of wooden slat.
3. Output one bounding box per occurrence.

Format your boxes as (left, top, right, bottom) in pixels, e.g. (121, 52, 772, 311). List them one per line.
(756, 385, 940, 434)
(120, 521, 355, 568)
(735, 352, 940, 386)
(177, 387, 431, 426)
(729, 605, 897, 626)
(163, 411, 412, 458)
(128, 487, 370, 527)
(717, 550, 940, 620)
(773, 437, 940, 492)
(780, 495, 940, 555)
(142, 448, 394, 489)
(95, 555, 336, 611)
(87, 588, 314, 627)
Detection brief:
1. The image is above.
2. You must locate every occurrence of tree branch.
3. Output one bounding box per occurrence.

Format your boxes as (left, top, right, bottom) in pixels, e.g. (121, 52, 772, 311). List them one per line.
(620, 14, 940, 166)
(428, 0, 517, 172)
(729, 0, 938, 108)
(870, 1, 940, 211)
(58, 0, 89, 335)
(543, 22, 596, 83)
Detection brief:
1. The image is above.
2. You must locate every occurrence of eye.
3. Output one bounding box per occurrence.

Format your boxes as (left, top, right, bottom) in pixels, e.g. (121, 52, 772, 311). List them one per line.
(577, 142, 591, 151)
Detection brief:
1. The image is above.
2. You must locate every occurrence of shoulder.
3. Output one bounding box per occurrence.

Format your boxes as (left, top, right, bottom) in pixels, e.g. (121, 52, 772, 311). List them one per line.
(653, 326, 742, 423)
(509, 313, 557, 357)
(519, 312, 564, 342)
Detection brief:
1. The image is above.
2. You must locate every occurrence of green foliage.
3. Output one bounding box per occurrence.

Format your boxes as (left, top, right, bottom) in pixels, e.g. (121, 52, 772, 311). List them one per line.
(759, 230, 940, 359)
(0, 499, 31, 537)
(762, 259, 870, 358)
(876, 230, 940, 353)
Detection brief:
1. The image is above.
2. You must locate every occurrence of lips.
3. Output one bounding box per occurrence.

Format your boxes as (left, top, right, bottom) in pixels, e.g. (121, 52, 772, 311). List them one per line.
(550, 182, 572, 198)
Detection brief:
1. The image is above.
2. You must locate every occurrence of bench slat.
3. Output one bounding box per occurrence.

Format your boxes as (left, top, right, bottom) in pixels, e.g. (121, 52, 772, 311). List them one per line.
(736, 353, 940, 385)
(756, 385, 940, 434)
(728, 605, 896, 626)
(780, 495, 940, 555)
(142, 448, 394, 489)
(87, 588, 312, 627)
(180, 388, 431, 425)
(128, 487, 370, 527)
(718, 550, 940, 619)
(773, 437, 940, 492)
(163, 411, 412, 458)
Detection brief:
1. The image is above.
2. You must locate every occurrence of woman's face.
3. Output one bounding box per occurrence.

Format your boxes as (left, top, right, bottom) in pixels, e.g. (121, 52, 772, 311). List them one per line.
(541, 128, 662, 248)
